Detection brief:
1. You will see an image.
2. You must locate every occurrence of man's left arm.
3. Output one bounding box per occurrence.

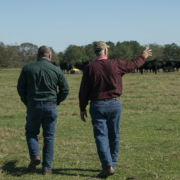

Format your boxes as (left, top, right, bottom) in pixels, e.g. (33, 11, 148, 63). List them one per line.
(57, 71, 69, 105)
(17, 68, 28, 106)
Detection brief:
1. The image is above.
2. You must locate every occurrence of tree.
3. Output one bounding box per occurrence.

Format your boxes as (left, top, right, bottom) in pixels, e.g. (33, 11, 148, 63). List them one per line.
(19, 43, 38, 64)
(6, 45, 21, 68)
(63, 45, 88, 65)
(120, 41, 144, 59)
(106, 41, 115, 59)
(58, 52, 64, 63)
(147, 43, 164, 61)
(163, 43, 180, 61)
(50, 47, 58, 64)
(0, 42, 9, 68)
(84, 43, 95, 62)
(113, 42, 133, 60)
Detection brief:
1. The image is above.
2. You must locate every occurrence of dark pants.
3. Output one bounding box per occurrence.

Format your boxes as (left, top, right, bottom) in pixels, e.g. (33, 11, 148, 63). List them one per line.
(25, 101, 57, 170)
(90, 99, 122, 169)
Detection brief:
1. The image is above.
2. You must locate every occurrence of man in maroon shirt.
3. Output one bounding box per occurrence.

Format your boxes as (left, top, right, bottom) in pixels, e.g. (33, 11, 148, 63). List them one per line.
(79, 41, 152, 178)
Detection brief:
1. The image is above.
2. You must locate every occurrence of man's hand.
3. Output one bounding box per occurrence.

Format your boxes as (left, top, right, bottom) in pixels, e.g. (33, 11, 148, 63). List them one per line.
(80, 110, 87, 122)
(141, 48, 152, 59)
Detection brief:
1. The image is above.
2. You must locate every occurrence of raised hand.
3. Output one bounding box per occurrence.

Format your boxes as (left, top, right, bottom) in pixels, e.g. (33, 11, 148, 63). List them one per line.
(141, 48, 152, 59)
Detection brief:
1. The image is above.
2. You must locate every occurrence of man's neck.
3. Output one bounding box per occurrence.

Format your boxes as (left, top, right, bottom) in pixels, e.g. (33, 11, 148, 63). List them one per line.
(41, 56, 51, 61)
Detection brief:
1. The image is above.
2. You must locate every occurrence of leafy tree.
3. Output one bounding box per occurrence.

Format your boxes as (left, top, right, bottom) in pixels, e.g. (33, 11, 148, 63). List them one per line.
(84, 43, 95, 62)
(163, 43, 180, 61)
(19, 43, 38, 63)
(63, 45, 88, 65)
(6, 45, 21, 68)
(50, 47, 58, 64)
(120, 41, 144, 59)
(0, 42, 9, 68)
(58, 52, 64, 63)
(113, 42, 133, 60)
(106, 41, 115, 59)
(147, 43, 164, 61)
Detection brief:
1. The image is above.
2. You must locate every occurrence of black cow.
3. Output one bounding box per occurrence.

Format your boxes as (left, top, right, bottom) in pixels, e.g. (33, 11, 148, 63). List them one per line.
(75, 61, 89, 71)
(139, 60, 174, 74)
(60, 62, 72, 73)
(175, 61, 180, 71)
(164, 66, 175, 72)
(172, 61, 180, 71)
(156, 61, 166, 71)
(139, 60, 157, 74)
(162, 61, 178, 72)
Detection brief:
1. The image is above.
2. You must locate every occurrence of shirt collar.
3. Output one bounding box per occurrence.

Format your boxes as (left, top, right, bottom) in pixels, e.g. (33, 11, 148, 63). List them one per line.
(94, 56, 107, 61)
(37, 57, 50, 62)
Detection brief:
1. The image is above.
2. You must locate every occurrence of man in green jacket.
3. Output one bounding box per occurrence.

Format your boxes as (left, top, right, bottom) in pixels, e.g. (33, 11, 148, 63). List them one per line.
(17, 45, 69, 175)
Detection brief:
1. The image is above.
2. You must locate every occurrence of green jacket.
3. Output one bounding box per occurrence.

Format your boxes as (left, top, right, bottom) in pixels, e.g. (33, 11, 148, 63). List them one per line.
(17, 58, 69, 105)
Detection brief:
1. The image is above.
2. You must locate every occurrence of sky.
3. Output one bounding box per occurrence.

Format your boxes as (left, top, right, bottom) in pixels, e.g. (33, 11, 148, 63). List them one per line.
(0, 0, 180, 52)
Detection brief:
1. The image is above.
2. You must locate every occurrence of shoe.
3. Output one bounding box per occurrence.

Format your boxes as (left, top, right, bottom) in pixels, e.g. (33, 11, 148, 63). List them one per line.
(96, 166, 115, 178)
(42, 169, 52, 175)
(27, 156, 41, 173)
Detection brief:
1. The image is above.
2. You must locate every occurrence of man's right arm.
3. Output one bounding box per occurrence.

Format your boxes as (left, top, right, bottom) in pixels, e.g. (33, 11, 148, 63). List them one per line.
(117, 48, 152, 74)
(57, 71, 69, 105)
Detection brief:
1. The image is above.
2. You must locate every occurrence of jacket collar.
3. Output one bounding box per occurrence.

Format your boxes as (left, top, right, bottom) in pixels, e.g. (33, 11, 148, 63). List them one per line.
(37, 57, 50, 62)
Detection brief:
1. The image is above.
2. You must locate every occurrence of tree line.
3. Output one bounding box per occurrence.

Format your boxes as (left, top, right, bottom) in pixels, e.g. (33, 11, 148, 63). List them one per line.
(0, 41, 180, 68)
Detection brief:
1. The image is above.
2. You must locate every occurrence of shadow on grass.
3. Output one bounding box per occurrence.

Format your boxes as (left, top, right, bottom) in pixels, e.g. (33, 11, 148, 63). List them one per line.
(2, 160, 100, 178)
(2, 160, 26, 177)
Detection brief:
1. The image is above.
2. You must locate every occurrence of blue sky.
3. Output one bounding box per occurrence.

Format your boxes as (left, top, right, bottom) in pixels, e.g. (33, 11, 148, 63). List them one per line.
(0, 0, 180, 52)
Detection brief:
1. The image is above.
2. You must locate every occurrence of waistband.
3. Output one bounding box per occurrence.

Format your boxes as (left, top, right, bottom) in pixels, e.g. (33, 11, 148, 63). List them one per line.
(28, 101, 56, 104)
(91, 97, 120, 101)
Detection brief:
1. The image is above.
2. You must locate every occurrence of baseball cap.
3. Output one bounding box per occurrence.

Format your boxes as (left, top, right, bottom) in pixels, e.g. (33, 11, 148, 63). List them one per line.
(94, 41, 110, 51)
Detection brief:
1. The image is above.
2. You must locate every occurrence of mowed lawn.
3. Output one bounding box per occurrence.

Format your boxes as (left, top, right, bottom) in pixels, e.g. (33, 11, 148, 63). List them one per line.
(0, 68, 180, 180)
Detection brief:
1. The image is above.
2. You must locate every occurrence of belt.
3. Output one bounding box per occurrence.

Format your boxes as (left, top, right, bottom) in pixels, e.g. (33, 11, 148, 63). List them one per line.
(28, 101, 56, 104)
(92, 97, 120, 101)
(107, 97, 119, 100)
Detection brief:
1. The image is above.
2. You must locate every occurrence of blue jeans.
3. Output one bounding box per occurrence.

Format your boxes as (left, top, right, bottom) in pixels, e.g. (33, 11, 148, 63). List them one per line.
(25, 101, 57, 170)
(90, 99, 122, 169)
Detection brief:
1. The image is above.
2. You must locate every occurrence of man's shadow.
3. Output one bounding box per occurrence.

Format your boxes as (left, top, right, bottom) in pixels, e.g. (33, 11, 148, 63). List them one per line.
(2, 160, 100, 178)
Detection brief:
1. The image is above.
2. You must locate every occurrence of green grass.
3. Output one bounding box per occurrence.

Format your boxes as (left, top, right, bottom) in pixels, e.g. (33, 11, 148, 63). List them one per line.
(0, 69, 180, 180)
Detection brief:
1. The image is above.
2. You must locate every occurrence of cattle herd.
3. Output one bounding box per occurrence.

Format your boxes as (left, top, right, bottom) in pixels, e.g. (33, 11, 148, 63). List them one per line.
(51, 60, 180, 74)
(138, 60, 180, 74)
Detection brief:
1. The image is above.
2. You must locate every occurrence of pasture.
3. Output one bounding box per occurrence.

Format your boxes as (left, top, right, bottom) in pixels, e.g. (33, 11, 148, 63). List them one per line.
(0, 68, 180, 180)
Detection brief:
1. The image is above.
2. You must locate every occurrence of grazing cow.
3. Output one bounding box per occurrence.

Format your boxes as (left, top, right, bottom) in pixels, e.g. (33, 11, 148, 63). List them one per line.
(172, 61, 180, 71)
(60, 62, 72, 73)
(176, 61, 180, 71)
(164, 66, 175, 72)
(139, 60, 157, 74)
(139, 60, 175, 74)
(75, 61, 89, 71)
(162, 61, 178, 72)
(156, 61, 167, 72)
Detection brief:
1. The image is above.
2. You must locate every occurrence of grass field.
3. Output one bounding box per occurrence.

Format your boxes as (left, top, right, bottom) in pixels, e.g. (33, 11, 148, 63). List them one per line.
(0, 68, 180, 180)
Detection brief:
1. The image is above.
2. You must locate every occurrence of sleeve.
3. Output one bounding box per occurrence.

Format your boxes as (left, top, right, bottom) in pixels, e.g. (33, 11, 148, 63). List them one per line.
(57, 70, 69, 105)
(78, 66, 89, 112)
(17, 67, 28, 106)
(118, 56, 145, 75)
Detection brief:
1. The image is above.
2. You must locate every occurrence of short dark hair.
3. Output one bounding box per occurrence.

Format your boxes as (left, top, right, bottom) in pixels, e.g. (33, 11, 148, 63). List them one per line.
(37, 46, 51, 58)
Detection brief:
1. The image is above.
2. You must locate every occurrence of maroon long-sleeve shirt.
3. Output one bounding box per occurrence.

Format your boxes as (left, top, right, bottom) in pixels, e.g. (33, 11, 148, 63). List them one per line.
(79, 56, 145, 111)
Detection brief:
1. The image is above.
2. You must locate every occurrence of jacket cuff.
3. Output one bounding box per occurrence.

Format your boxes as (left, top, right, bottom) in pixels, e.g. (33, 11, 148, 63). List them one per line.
(80, 108, 86, 112)
(140, 55, 145, 60)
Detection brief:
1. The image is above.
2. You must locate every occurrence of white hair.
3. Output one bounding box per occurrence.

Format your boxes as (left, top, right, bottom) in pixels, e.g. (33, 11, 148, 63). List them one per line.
(95, 48, 107, 56)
